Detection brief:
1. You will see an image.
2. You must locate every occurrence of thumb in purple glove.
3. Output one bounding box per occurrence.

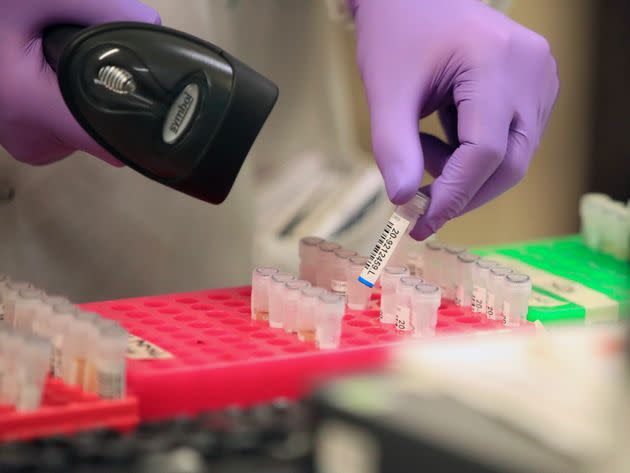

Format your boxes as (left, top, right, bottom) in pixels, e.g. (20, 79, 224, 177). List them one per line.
(350, 0, 559, 240)
(0, 0, 160, 166)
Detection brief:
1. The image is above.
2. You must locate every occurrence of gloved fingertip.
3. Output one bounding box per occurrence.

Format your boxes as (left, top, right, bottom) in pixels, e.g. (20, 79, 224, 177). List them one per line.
(409, 216, 442, 241)
(382, 169, 419, 205)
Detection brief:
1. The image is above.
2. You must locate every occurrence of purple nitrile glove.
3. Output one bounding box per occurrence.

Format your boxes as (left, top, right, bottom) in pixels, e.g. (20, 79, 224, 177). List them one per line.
(350, 0, 559, 240)
(0, 0, 160, 166)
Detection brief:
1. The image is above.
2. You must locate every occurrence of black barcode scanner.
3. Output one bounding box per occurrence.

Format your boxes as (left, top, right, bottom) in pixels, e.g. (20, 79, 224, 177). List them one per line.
(43, 22, 278, 204)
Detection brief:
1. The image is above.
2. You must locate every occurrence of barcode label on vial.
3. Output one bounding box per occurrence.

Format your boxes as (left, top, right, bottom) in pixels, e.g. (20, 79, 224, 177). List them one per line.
(486, 292, 497, 320)
(331, 280, 347, 294)
(503, 301, 511, 325)
(395, 305, 412, 331)
(359, 213, 411, 287)
(472, 286, 485, 313)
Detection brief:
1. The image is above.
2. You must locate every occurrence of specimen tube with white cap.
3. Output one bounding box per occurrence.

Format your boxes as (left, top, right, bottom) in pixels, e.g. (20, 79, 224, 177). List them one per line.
(268, 272, 296, 329)
(412, 283, 441, 337)
(486, 266, 513, 321)
(346, 256, 372, 310)
(359, 191, 430, 288)
(3, 281, 33, 329)
(315, 292, 345, 349)
(13, 288, 45, 333)
(283, 279, 311, 334)
(379, 265, 409, 324)
(296, 286, 326, 342)
(299, 237, 325, 285)
(395, 276, 423, 333)
(471, 259, 499, 314)
(443, 246, 465, 300)
(503, 273, 532, 326)
(251, 266, 279, 322)
(316, 242, 342, 289)
(330, 249, 358, 298)
(422, 241, 444, 287)
(16, 335, 52, 411)
(95, 324, 128, 399)
(62, 311, 100, 386)
(50, 303, 79, 378)
(455, 252, 480, 307)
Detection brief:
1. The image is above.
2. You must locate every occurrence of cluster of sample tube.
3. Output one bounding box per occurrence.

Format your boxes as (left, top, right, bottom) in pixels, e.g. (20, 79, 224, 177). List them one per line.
(423, 243, 533, 326)
(580, 193, 630, 261)
(0, 276, 128, 410)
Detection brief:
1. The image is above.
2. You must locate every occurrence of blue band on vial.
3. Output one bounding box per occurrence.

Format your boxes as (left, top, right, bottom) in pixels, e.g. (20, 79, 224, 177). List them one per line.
(358, 276, 374, 288)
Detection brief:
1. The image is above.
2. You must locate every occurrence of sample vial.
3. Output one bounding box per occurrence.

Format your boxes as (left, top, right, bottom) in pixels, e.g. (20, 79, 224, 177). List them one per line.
(95, 324, 128, 399)
(486, 267, 513, 321)
(455, 252, 480, 306)
(62, 311, 101, 387)
(0, 274, 11, 324)
(359, 191, 430, 288)
(299, 236, 325, 285)
(443, 246, 466, 300)
(283, 279, 311, 334)
(13, 288, 44, 333)
(379, 266, 409, 324)
(1, 333, 24, 406)
(16, 335, 52, 411)
(49, 303, 79, 378)
(251, 266, 279, 322)
(3, 281, 33, 328)
(315, 292, 345, 350)
(395, 276, 423, 333)
(268, 272, 296, 329)
(471, 259, 499, 314)
(345, 256, 372, 310)
(296, 286, 326, 342)
(85, 318, 119, 393)
(330, 249, 358, 298)
(32, 295, 70, 339)
(503, 274, 532, 326)
(316, 242, 342, 290)
(422, 241, 444, 287)
(412, 283, 442, 337)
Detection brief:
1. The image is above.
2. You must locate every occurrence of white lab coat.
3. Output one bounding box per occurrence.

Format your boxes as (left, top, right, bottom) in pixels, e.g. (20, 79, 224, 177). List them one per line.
(0, 0, 350, 302)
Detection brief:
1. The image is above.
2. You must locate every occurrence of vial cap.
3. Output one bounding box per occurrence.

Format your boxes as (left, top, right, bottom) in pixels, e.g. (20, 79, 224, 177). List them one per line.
(300, 286, 326, 298)
(285, 280, 311, 291)
(254, 266, 279, 278)
(490, 266, 513, 277)
(300, 236, 324, 247)
(506, 273, 531, 285)
(476, 259, 500, 270)
(426, 241, 443, 251)
(271, 272, 295, 284)
(400, 276, 423, 288)
(334, 249, 358, 259)
(318, 292, 344, 304)
(17, 288, 42, 299)
(349, 256, 368, 266)
(52, 302, 79, 315)
(7, 281, 32, 291)
(318, 242, 341, 252)
(384, 265, 408, 275)
(76, 311, 102, 324)
(43, 295, 70, 306)
(458, 252, 480, 263)
(445, 246, 466, 255)
(415, 283, 441, 295)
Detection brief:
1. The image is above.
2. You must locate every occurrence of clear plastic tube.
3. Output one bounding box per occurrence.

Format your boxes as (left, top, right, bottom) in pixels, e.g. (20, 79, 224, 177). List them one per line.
(359, 192, 430, 288)
(296, 286, 326, 342)
(62, 311, 100, 386)
(1, 333, 24, 406)
(395, 276, 423, 333)
(503, 274, 532, 326)
(32, 295, 70, 340)
(3, 281, 33, 329)
(330, 249, 358, 297)
(268, 272, 296, 329)
(379, 265, 409, 324)
(316, 242, 342, 290)
(299, 237, 325, 285)
(95, 324, 128, 399)
(346, 256, 371, 310)
(16, 335, 51, 411)
(486, 266, 513, 321)
(251, 266, 279, 322)
(443, 246, 465, 300)
(13, 288, 45, 333)
(455, 252, 480, 307)
(422, 241, 444, 287)
(471, 259, 499, 314)
(315, 292, 345, 349)
(412, 283, 441, 337)
(283, 280, 311, 334)
(84, 317, 119, 393)
(0, 274, 11, 325)
(50, 303, 79, 379)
